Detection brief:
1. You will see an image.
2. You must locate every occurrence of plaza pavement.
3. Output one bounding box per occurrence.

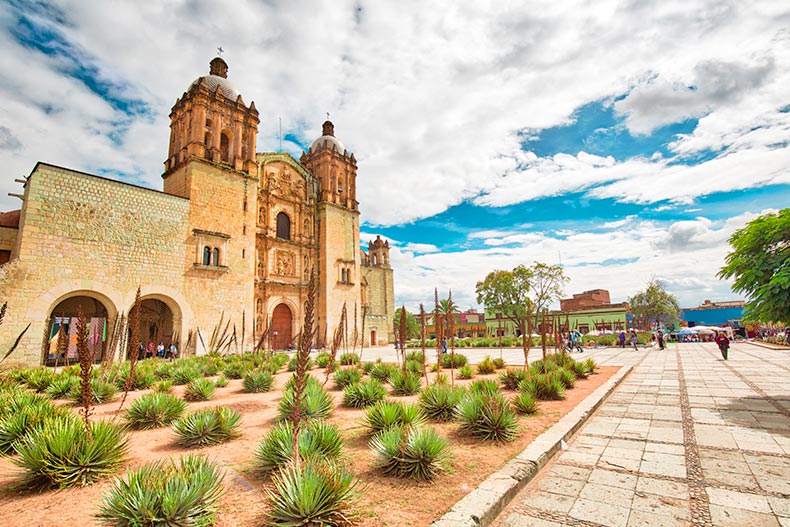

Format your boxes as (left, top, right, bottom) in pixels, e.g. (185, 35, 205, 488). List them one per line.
(483, 341, 790, 527)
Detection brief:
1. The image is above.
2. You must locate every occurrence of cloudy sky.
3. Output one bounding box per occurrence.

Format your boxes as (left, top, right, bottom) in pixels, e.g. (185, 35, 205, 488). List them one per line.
(2, 0, 789, 312)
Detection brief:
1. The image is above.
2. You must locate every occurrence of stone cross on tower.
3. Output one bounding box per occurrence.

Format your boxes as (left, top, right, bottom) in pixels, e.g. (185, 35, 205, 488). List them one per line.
(217, 46, 224, 56)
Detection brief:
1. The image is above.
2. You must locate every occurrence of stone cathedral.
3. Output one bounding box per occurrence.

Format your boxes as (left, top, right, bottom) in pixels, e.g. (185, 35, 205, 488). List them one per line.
(0, 57, 395, 368)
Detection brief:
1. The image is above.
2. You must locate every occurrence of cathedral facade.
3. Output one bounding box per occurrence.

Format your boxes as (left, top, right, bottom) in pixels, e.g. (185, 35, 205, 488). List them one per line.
(0, 57, 395, 368)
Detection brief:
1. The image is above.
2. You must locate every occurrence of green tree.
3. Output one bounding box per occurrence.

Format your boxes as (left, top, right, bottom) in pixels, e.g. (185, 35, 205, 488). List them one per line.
(718, 209, 790, 324)
(628, 279, 680, 330)
(393, 308, 420, 340)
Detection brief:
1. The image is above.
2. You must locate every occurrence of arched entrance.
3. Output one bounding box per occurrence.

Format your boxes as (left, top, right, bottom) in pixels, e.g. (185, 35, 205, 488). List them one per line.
(370, 330, 377, 346)
(129, 299, 174, 359)
(271, 304, 292, 350)
(45, 295, 109, 366)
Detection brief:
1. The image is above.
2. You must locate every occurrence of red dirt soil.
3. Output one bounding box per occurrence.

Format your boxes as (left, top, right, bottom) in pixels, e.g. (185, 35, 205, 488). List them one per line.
(0, 364, 618, 527)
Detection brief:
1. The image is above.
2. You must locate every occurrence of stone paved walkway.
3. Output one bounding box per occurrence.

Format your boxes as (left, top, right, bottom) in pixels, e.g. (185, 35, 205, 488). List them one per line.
(491, 342, 790, 527)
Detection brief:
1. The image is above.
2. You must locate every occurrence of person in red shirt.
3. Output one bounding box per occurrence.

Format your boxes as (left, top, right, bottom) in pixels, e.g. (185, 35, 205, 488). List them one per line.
(715, 332, 730, 360)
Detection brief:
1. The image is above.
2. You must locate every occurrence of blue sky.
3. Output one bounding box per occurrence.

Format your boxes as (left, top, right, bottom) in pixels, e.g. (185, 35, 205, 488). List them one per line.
(1, 1, 789, 312)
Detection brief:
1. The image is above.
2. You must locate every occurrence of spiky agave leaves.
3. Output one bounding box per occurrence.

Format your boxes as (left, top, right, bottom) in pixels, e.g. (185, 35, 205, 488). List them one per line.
(183, 378, 216, 402)
(69, 378, 119, 405)
(499, 369, 528, 390)
(172, 407, 241, 447)
(44, 375, 80, 399)
(369, 425, 452, 481)
(13, 418, 128, 489)
(476, 355, 497, 375)
(266, 458, 359, 527)
(243, 370, 275, 393)
(583, 357, 598, 375)
(511, 392, 538, 415)
(97, 454, 224, 527)
(455, 391, 518, 442)
(125, 392, 187, 430)
(342, 379, 387, 408)
(255, 420, 344, 474)
(333, 367, 363, 390)
(518, 374, 566, 401)
(0, 395, 75, 455)
(363, 400, 426, 435)
(389, 369, 422, 396)
(418, 384, 466, 421)
(277, 376, 334, 423)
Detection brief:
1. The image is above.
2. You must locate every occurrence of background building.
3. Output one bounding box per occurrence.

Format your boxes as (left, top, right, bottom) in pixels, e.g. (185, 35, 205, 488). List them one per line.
(0, 57, 395, 368)
(680, 299, 744, 328)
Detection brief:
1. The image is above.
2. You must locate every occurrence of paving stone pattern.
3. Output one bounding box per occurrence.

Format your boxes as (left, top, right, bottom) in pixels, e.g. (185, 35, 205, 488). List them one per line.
(492, 342, 790, 527)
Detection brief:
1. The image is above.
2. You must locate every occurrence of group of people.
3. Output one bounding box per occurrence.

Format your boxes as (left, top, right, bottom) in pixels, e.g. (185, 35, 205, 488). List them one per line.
(138, 341, 178, 360)
(617, 330, 639, 350)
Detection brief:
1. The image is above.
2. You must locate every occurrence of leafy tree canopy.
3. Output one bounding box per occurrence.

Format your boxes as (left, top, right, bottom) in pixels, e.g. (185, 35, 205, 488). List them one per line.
(628, 279, 680, 330)
(393, 308, 421, 339)
(475, 262, 569, 321)
(718, 209, 789, 324)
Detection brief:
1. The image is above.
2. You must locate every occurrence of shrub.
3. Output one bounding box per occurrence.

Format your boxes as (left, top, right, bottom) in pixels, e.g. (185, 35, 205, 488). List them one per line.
(455, 391, 518, 442)
(315, 351, 331, 368)
(418, 384, 465, 421)
(97, 454, 224, 527)
(277, 376, 334, 422)
(555, 368, 576, 389)
(476, 356, 497, 375)
(406, 359, 423, 376)
(13, 418, 128, 489)
(512, 392, 538, 414)
(389, 370, 422, 396)
(457, 364, 474, 379)
(45, 375, 79, 399)
(343, 379, 387, 408)
(255, 420, 344, 473)
(333, 368, 363, 389)
(583, 357, 597, 375)
(363, 401, 425, 435)
(243, 371, 274, 393)
(184, 378, 216, 401)
(499, 369, 528, 390)
(266, 458, 359, 527)
(405, 351, 425, 364)
(19, 367, 57, 392)
(170, 365, 202, 385)
(114, 364, 155, 390)
(433, 373, 448, 385)
(339, 352, 360, 366)
(71, 378, 118, 405)
(221, 362, 244, 380)
(370, 425, 452, 480)
(0, 389, 51, 420)
(469, 378, 500, 395)
(152, 379, 173, 393)
(492, 357, 506, 369)
(153, 361, 173, 379)
(125, 392, 187, 430)
(519, 374, 565, 401)
(369, 362, 396, 383)
(214, 374, 229, 388)
(173, 407, 241, 447)
(572, 361, 589, 379)
(0, 396, 74, 455)
(440, 353, 467, 368)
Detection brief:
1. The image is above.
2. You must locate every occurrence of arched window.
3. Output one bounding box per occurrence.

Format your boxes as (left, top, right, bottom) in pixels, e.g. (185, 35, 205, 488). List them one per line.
(220, 132, 231, 162)
(203, 246, 211, 266)
(276, 212, 291, 240)
(212, 248, 220, 266)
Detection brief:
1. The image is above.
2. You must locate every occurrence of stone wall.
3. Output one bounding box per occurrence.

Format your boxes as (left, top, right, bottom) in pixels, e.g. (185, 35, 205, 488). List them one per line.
(362, 263, 394, 345)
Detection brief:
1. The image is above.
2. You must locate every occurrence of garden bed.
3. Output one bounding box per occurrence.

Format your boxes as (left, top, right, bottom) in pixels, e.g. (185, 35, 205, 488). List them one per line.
(0, 362, 617, 527)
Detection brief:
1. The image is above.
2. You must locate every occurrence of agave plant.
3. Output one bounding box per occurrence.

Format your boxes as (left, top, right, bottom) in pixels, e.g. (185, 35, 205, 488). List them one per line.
(0, 398, 74, 455)
(370, 425, 452, 481)
(512, 391, 538, 414)
(70, 378, 118, 405)
(342, 379, 387, 408)
(455, 391, 518, 442)
(277, 377, 334, 422)
(266, 458, 359, 527)
(389, 370, 421, 396)
(338, 352, 360, 366)
(183, 378, 216, 402)
(583, 357, 597, 375)
(170, 365, 202, 385)
(457, 364, 474, 380)
(476, 356, 497, 375)
(469, 378, 500, 395)
(499, 369, 528, 390)
(572, 360, 590, 379)
(418, 384, 466, 421)
(555, 368, 576, 389)
(405, 351, 425, 364)
(214, 374, 229, 388)
(492, 357, 506, 370)
(13, 418, 128, 489)
(44, 375, 80, 399)
(222, 362, 245, 380)
(125, 392, 187, 430)
(333, 368, 363, 390)
(152, 379, 174, 393)
(173, 407, 241, 447)
(97, 454, 225, 527)
(255, 420, 344, 473)
(288, 356, 314, 372)
(440, 353, 467, 369)
(315, 351, 331, 369)
(19, 367, 57, 392)
(369, 362, 396, 383)
(243, 371, 275, 393)
(518, 374, 566, 401)
(363, 401, 425, 435)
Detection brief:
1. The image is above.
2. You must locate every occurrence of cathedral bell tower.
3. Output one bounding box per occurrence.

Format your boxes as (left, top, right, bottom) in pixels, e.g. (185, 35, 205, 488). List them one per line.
(301, 121, 360, 346)
(163, 57, 259, 197)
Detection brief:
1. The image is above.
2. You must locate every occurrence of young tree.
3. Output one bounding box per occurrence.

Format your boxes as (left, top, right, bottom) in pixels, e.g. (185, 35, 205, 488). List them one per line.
(529, 263, 570, 357)
(393, 308, 420, 340)
(475, 265, 534, 365)
(629, 279, 681, 330)
(718, 209, 789, 324)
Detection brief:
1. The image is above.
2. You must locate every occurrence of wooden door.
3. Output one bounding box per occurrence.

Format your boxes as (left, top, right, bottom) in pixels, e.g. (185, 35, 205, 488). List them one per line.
(271, 304, 292, 350)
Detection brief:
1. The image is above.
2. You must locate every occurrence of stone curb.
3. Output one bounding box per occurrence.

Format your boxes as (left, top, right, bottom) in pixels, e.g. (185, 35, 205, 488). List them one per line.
(430, 364, 634, 527)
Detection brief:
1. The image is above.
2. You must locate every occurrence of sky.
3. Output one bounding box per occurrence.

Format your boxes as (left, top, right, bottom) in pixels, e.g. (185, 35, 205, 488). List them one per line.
(1, 0, 789, 313)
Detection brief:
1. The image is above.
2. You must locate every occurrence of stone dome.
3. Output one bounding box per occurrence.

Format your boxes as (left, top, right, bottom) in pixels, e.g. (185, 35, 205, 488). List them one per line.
(188, 57, 240, 100)
(309, 120, 347, 153)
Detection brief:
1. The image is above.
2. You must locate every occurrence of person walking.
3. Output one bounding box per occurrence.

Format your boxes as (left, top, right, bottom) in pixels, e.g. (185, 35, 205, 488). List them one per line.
(630, 330, 638, 350)
(619, 331, 626, 349)
(657, 329, 665, 350)
(441, 338, 448, 354)
(715, 331, 730, 360)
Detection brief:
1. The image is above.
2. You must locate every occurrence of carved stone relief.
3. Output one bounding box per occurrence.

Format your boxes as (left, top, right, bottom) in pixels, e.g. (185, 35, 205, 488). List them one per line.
(274, 250, 295, 276)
